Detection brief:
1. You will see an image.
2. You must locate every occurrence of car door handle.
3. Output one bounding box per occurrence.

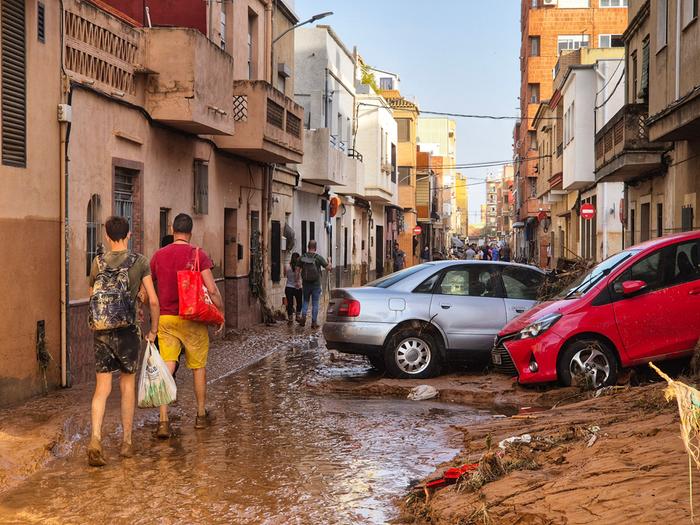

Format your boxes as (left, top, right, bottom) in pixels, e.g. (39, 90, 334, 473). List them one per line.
(440, 303, 452, 309)
(690, 289, 700, 295)
(514, 308, 526, 313)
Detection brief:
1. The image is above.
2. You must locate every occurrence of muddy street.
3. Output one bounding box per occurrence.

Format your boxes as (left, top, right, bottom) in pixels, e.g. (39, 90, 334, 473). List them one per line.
(0, 335, 491, 525)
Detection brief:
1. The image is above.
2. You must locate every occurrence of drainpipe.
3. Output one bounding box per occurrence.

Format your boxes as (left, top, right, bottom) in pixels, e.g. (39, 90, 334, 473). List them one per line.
(60, 86, 73, 388)
(265, 1, 273, 83)
(675, 0, 681, 101)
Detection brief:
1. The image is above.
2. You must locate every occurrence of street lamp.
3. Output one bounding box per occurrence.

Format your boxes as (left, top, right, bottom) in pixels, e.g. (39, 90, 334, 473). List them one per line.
(272, 11, 333, 45)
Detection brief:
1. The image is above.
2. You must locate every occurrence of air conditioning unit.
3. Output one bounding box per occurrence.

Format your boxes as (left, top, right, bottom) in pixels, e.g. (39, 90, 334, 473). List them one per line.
(543, 0, 557, 5)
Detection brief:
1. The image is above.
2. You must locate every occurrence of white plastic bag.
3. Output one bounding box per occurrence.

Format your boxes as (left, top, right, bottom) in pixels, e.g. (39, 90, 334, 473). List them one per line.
(137, 342, 177, 408)
(407, 384, 439, 401)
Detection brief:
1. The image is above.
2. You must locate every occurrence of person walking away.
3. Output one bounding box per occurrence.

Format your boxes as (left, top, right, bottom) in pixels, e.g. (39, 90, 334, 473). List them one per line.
(481, 246, 491, 261)
(285, 252, 303, 324)
(393, 242, 406, 272)
(87, 216, 159, 466)
(299, 240, 330, 329)
(465, 244, 476, 260)
(500, 242, 511, 262)
(150, 213, 223, 438)
(421, 245, 431, 262)
(491, 244, 500, 262)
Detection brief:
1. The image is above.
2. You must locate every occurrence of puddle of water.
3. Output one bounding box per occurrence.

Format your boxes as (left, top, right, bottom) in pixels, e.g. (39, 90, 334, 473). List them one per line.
(0, 344, 490, 525)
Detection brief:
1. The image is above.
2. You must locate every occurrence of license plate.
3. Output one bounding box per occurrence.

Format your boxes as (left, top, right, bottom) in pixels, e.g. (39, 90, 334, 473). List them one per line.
(492, 353, 502, 365)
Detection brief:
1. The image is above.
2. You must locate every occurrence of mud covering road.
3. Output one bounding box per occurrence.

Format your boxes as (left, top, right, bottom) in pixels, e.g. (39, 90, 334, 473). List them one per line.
(397, 381, 697, 524)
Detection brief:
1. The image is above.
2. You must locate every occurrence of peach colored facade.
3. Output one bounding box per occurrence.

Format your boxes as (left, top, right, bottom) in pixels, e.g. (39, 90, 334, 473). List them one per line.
(0, 0, 303, 404)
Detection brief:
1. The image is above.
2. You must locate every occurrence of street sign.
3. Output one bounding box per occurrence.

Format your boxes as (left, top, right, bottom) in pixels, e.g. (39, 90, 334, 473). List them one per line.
(581, 203, 596, 220)
(413, 225, 423, 235)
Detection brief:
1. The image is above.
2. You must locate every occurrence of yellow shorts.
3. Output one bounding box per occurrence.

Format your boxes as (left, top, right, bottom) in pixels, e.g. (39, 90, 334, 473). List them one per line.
(157, 315, 209, 369)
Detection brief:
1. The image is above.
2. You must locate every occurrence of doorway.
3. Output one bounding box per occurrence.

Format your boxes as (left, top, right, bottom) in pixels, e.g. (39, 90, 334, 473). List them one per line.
(375, 225, 384, 278)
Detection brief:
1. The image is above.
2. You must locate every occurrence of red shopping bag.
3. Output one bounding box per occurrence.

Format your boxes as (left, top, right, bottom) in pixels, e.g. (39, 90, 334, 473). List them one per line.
(177, 247, 225, 326)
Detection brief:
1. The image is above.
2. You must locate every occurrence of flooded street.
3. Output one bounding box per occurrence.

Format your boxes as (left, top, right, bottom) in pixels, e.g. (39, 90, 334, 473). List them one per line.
(0, 340, 490, 525)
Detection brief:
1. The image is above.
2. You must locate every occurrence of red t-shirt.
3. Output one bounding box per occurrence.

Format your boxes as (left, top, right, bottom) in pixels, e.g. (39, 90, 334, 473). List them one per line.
(150, 244, 214, 316)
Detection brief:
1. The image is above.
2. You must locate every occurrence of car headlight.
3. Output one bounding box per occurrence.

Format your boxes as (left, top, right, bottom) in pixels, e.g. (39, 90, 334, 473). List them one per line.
(519, 313, 562, 339)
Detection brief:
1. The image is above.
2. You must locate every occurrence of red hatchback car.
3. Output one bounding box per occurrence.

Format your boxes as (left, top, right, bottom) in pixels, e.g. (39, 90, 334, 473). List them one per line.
(492, 231, 700, 387)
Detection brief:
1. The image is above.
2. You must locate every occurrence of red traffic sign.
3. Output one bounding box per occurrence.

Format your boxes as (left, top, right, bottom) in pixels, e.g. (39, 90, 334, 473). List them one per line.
(581, 203, 596, 220)
(413, 225, 423, 235)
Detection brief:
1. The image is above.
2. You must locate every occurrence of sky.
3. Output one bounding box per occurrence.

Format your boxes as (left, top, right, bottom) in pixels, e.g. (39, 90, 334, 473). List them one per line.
(294, 0, 521, 223)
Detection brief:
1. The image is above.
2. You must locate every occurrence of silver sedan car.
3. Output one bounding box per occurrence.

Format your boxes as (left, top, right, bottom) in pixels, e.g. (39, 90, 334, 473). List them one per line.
(323, 261, 545, 378)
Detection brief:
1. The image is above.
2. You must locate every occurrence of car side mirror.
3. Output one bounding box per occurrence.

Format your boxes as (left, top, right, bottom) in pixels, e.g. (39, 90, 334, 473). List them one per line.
(621, 280, 647, 295)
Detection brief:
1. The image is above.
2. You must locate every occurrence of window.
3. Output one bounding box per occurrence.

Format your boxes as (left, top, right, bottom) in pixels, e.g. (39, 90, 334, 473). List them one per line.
(247, 11, 257, 79)
(641, 37, 650, 98)
(529, 177, 537, 198)
(600, 0, 627, 6)
(114, 169, 135, 250)
(682, 205, 694, 232)
(194, 160, 208, 215)
(528, 130, 538, 150)
(658, 0, 668, 50)
(2, 0, 26, 167)
(398, 167, 411, 186)
(301, 220, 307, 253)
(529, 36, 540, 56)
(528, 83, 540, 104)
(564, 103, 575, 144)
(309, 221, 316, 241)
(599, 34, 624, 47)
(657, 202, 663, 237)
(271, 220, 281, 283)
(397, 118, 410, 142)
(379, 77, 394, 90)
(631, 50, 638, 100)
(159, 207, 170, 245)
(219, 11, 226, 50)
(683, 0, 698, 27)
(613, 250, 664, 293)
(671, 240, 700, 284)
(437, 267, 501, 298)
(557, 34, 590, 53)
(501, 266, 543, 300)
(37, 2, 45, 43)
(86, 194, 101, 276)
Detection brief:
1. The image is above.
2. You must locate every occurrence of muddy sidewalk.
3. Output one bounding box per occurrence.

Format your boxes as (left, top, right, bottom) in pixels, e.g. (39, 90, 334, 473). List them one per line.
(398, 383, 695, 524)
(0, 324, 315, 495)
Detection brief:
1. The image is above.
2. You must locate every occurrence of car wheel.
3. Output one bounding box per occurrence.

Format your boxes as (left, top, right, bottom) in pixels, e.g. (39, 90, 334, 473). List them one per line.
(558, 339, 618, 388)
(367, 354, 386, 372)
(384, 329, 442, 379)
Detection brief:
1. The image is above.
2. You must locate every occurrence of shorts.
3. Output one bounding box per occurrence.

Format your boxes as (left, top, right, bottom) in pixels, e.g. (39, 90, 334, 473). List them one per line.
(157, 315, 209, 369)
(93, 325, 141, 374)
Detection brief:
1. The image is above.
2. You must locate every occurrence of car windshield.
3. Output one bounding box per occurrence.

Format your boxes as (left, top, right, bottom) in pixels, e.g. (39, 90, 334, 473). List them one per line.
(366, 264, 433, 288)
(556, 249, 639, 299)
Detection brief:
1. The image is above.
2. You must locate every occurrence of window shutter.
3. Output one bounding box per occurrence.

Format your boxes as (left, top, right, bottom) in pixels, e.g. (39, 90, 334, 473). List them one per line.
(193, 161, 209, 215)
(2, 0, 26, 167)
(37, 2, 45, 43)
(641, 38, 650, 99)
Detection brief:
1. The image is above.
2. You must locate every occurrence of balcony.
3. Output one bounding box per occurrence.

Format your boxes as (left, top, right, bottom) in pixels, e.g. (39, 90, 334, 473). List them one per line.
(215, 81, 304, 164)
(298, 128, 348, 186)
(595, 104, 669, 183)
(647, 86, 700, 142)
(143, 28, 234, 135)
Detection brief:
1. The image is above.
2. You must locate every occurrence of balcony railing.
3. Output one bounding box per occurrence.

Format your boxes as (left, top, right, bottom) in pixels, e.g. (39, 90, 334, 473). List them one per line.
(595, 103, 669, 183)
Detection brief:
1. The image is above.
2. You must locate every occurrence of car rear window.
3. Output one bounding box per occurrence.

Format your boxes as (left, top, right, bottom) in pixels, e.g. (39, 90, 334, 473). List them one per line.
(366, 264, 432, 288)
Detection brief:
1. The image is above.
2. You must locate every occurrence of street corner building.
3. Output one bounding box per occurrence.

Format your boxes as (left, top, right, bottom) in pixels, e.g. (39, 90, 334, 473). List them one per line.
(0, 0, 305, 404)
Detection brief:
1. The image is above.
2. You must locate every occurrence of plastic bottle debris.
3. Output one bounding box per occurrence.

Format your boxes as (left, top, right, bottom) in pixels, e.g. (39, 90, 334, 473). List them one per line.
(407, 385, 439, 401)
(498, 433, 532, 449)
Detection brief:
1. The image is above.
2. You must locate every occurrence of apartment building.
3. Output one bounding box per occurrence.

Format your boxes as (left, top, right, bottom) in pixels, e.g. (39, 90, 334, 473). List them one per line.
(514, 0, 629, 260)
(0, 0, 305, 403)
(596, 0, 699, 245)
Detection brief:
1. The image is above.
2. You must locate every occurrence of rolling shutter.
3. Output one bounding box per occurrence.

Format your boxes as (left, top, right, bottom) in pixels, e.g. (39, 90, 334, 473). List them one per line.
(1, 0, 26, 167)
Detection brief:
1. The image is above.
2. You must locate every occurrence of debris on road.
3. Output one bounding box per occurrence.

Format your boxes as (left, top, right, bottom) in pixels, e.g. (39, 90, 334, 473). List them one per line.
(407, 385, 439, 401)
(498, 433, 531, 449)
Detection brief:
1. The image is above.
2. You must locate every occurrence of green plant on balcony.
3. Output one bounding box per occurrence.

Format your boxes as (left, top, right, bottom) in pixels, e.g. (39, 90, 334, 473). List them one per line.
(360, 63, 379, 93)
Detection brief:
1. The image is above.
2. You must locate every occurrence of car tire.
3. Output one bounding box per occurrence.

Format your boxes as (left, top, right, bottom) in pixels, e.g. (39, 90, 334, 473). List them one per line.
(367, 354, 386, 372)
(558, 338, 618, 388)
(384, 328, 442, 379)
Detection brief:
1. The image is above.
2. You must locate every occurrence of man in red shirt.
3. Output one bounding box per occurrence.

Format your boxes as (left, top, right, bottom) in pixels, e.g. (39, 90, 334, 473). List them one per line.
(150, 214, 223, 437)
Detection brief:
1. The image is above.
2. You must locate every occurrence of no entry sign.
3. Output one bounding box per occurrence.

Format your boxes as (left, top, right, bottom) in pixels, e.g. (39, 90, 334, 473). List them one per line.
(413, 225, 423, 235)
(581, 203, 596, 220)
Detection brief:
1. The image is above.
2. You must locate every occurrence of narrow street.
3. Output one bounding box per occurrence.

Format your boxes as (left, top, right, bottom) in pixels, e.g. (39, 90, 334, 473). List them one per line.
(0, 327, 489, 525)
